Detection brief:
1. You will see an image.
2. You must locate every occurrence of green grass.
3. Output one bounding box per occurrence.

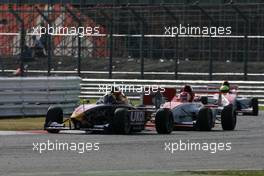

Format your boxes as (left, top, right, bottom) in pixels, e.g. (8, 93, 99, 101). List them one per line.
(81, 170, 264, 176)
(0, 117, 45, 131)
(259, 106, 264, 111)
(190, 170, 264, 176)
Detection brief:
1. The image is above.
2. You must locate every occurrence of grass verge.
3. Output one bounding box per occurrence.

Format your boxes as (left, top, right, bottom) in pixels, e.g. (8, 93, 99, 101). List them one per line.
(81, 170, 264, 176)
(0, 117, 45, 131)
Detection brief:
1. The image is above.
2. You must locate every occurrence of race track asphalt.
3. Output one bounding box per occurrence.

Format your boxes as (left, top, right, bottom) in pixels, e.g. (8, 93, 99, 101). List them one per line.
(0, 112, 263, 176)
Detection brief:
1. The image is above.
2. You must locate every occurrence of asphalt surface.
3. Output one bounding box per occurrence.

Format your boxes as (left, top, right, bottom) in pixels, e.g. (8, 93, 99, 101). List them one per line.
(0, 113, 263, 176)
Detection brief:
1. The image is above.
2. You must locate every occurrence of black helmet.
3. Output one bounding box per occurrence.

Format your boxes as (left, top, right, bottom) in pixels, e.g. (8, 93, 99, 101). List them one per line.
(222, 80, 230, 87)
(182, 85, 193, 93)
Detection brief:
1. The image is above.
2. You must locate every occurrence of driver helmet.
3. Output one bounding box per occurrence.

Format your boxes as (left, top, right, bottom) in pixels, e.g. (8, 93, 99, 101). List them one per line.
(220, 80, 230, 93)
(111, 86, 123, 98)
(220, 85, 229, 93)
(182, 85, 193, 93)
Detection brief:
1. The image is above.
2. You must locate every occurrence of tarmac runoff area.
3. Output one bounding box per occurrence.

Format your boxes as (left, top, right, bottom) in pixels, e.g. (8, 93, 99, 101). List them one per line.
(0, 112, 263, 176)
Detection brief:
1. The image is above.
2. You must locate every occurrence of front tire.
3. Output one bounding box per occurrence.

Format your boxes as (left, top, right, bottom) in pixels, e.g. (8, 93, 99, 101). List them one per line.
(155, 108, 173, 134)
(252, 98, 259, 116)
(221, 104, 237, 131)
(112, 108, 131, 134)
(44, 106, 63, 133)
(196, 107, 213, 131)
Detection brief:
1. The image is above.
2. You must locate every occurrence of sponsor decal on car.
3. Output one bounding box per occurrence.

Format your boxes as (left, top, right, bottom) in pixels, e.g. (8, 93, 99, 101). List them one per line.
(130, 111, 145, 125)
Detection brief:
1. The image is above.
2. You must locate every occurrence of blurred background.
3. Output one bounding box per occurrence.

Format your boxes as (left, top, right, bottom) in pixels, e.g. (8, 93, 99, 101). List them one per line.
(0, 0, 264, 80)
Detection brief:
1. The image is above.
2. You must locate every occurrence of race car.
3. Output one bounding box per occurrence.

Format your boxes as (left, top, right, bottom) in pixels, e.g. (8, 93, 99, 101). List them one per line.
(145, 87, 237, 131)
(196, 84, 259, 116)
(44, 94, 173, 134)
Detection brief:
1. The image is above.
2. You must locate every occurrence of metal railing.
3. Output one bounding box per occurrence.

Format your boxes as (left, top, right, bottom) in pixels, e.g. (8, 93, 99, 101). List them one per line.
(80, 79, 264, 106)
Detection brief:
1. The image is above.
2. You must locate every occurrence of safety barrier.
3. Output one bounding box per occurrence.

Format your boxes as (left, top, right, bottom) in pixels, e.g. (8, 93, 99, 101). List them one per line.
(0, 76, 81, 117)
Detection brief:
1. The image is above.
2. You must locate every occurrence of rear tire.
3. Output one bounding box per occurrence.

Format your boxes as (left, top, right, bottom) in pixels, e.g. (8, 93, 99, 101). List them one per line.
(155, 108, 173, 134)
(252, 98, 259, 116)
(44, 106, 63, 133)
(112, 108, 131, 134)
(196, 107, 213, 131)
(221, 104, 236, 131)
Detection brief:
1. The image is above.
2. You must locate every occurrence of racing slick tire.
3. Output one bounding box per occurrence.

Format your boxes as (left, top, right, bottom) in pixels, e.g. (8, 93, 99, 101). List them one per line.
(252, 98, 259, 116)
(196, 107, 213, 131)
(44, 106, 63, 133)
(221, 104, 237, 131)
(112, 108, 131, 134)
(155, 108, 173, 134)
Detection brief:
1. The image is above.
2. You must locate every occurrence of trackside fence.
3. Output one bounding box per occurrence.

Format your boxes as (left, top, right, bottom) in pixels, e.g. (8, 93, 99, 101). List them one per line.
(80, 79, 264, 106)
(0, 77, 81, 117)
